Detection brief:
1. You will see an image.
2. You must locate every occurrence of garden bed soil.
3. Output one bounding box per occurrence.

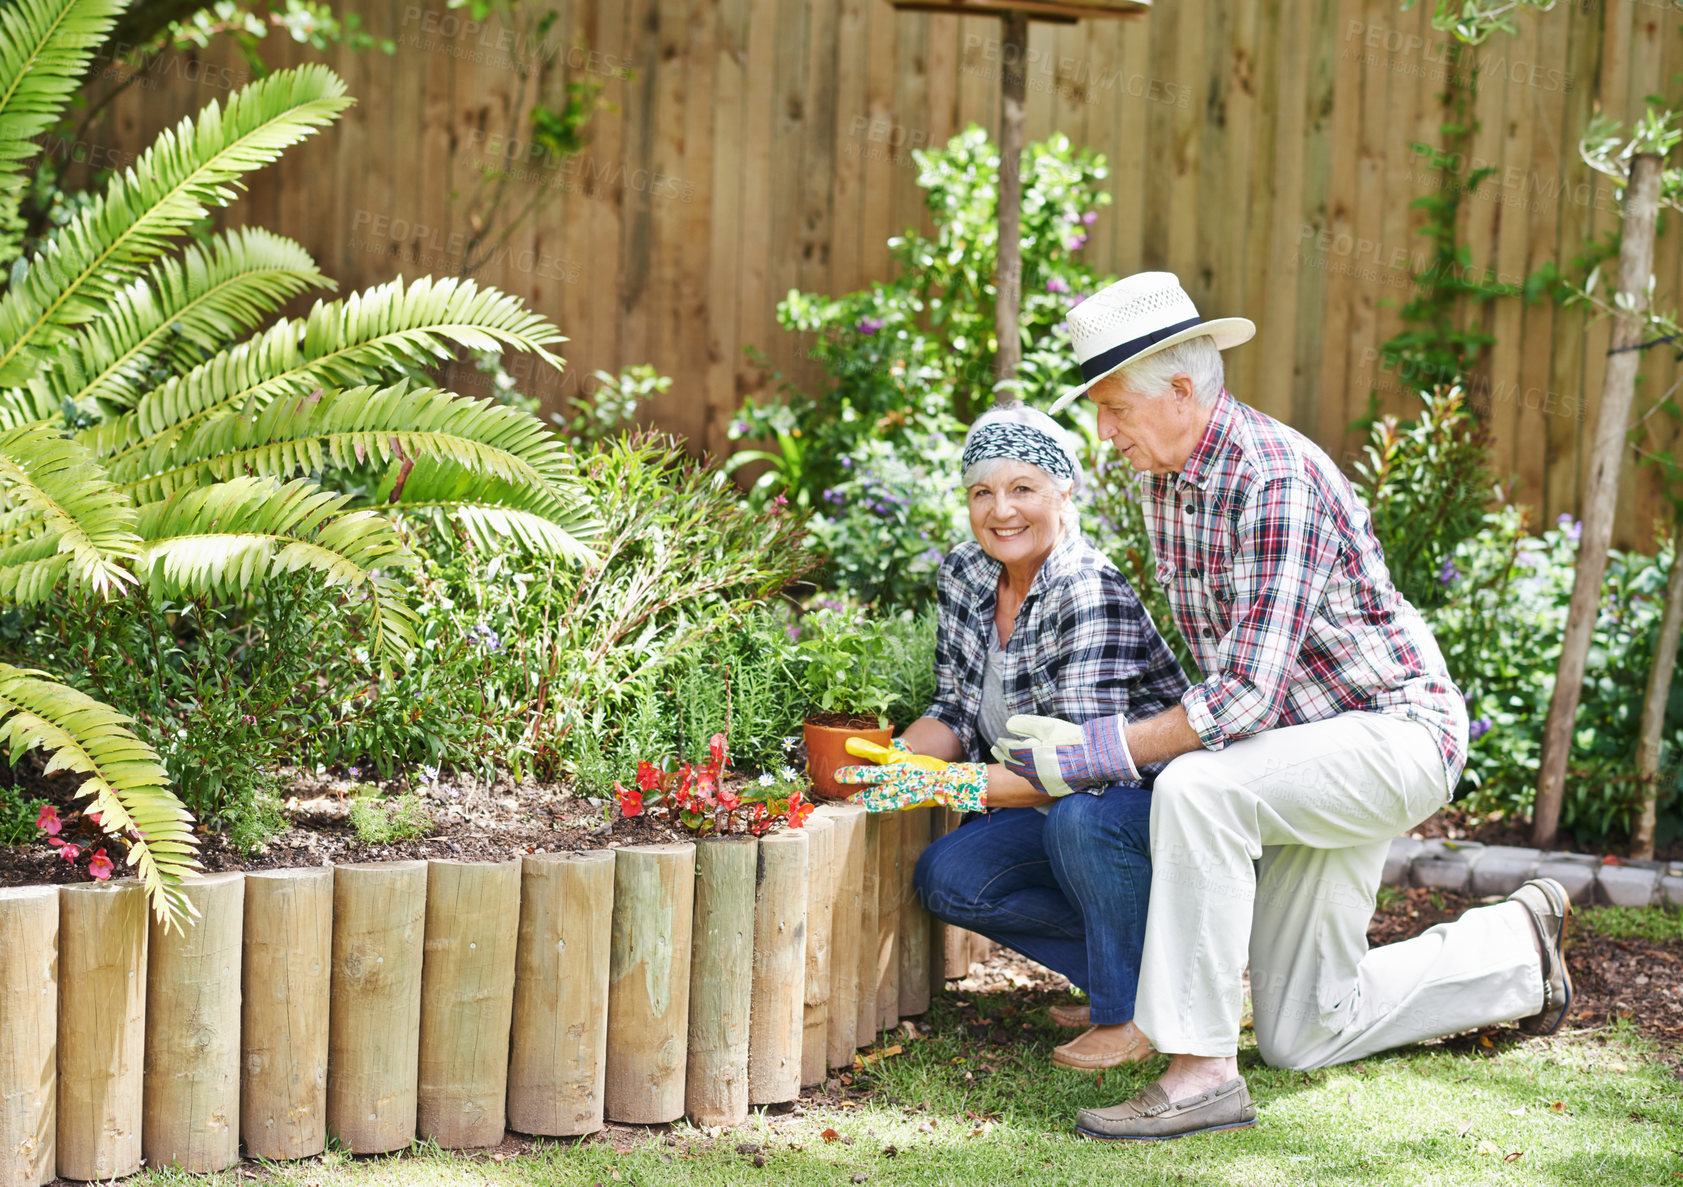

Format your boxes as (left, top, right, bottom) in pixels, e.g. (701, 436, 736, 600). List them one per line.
(1412, 803, 1683, 863)
(0, 756, 704, 891)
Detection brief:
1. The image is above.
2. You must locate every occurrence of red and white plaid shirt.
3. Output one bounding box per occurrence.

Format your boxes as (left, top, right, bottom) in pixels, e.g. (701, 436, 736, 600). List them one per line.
(1142, 389, 1468, 793)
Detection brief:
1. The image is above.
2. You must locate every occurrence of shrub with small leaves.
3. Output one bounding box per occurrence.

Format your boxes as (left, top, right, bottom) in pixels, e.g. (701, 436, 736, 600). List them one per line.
(347, 786, 433, 844)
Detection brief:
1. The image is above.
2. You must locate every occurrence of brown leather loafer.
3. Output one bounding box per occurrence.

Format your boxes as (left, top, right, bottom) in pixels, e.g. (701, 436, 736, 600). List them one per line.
(1048, 1003, 1091, 1029)
(1050, 1026, 1156, 1070)
(1508, 877, 1573, 1035)
(1075, 1078, 1256, 1141)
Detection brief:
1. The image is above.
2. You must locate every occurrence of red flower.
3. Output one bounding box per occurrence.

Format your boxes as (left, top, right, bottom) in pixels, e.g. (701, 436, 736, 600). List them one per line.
(786, 787, 814, 829)
(615, 781, 644, 818)
(56, 841, 81, 863)
(35, 804, 60, 837)
(84, 811, 101, 827)
(717, 783, 741, 811)
(87, 849, 114, 880)
(709, 733, 728, 771)
(636, 761, 661, 793)
(747, 802, 771, 836)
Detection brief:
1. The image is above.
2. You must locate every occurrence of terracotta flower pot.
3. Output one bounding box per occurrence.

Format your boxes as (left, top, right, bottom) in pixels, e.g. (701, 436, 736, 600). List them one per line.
(803, 714, 891, 800)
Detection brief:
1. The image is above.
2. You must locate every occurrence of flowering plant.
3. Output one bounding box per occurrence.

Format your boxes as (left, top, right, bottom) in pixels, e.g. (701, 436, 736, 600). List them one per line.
(614, 734, 814, 835)
(35, 805, 115, 880)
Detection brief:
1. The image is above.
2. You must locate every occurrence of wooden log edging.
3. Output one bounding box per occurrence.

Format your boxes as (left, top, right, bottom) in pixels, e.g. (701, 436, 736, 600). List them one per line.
(417, 859, 520, 1149)
(898, 807, 933, 1017)
(0, 886, 57, 1187)
(327, 861, 426, 1154)
(58, 880, 148, 1182)
(604, 842, 696, 1125)
(241, 867, 332, 1161)
(144, 871, 244, 1173)
(800, 814, 838, 1088)
(16, 807, 972, 1175)
(507, 851, 614, 1137)
(685, 836, 757, 1126)
(748, 829, 807, 1105)
(819, 804, 865, 1069)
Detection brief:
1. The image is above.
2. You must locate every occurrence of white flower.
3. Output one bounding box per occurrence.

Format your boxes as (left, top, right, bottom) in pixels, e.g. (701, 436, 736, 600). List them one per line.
(779, 767, 798, 782)
(758, 772, 776, 786)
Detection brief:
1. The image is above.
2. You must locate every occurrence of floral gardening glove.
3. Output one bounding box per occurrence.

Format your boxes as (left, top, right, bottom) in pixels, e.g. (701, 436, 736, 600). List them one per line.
(992, 713, 1138, 797)
(833, 761, 988, 813)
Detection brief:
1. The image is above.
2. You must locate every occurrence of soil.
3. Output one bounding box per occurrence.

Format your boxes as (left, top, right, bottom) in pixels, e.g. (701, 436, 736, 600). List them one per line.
(1411, 802, 1683, 863)
(0, 751, 710, 891)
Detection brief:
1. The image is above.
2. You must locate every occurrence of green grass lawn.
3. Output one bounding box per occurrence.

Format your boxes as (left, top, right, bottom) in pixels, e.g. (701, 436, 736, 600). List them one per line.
(135, 996, 1682, 1187)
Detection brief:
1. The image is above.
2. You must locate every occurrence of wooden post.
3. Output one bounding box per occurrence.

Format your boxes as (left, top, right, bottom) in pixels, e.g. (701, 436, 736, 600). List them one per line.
(800, 813, 838, 1088)
(933, 808, 973, 981)
(242, 867, 332, 1162)
(143, 871, 244, 1173)
(1534, 153, 1664, 847)
(417, 860, 520, 1149)
(57, 880, 147, 1182)
(818, 804, 865, 1069)
(327, 861, 426, 1154)
(685, 836, 757, 1126)
(604, 843, 696, 1124)
(898, 807, 933, 1016)
(748, 829, 807, 1105)
(992, 8, 1030, 392)
(1633, 507, 1683, 859)
(0, 887, 57, 1187)
(507, 851, 614, 1137)
(854, 814, 881, 1049)
(875, 811, 903, 1034)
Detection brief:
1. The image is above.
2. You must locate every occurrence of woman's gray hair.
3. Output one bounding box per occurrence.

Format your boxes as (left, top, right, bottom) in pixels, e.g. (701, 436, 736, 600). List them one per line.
(1113, 335, 1225, 408)
(960, 404, 1084, 531)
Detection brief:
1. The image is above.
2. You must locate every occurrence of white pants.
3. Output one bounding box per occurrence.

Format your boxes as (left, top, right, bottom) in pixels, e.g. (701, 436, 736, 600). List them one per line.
(1133, 711, 1543, 1069)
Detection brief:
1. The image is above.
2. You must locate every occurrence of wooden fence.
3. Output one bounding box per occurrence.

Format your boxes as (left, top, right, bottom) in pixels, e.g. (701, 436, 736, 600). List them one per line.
(0, 805, 992, 1184)
(81, 0, 1683, 546)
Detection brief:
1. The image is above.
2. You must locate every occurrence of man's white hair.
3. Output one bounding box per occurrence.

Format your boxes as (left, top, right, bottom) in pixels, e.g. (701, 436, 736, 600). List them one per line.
(1112, 335, 1225, 408)
(960, 404, 1083, 531)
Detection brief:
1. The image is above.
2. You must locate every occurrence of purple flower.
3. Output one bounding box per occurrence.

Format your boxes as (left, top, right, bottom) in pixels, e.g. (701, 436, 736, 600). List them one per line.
(729, 418, 749, 437)
(1065, 233, 1087, 251)
(1437, 557, 1460, 587)
(1069, 293, 1086, 307)
(1468, 717, 1493, 742)
(469, 622, 502, 652)
(347, 766, 361, 779)
(919, 548, 944, 565)
(1082, 210, 1098, 226)
(822, 488, 844, 506)
(857, 316, 885, 336)
(1046, 276, 1070, 294)
(1557, 512, 1582, 542)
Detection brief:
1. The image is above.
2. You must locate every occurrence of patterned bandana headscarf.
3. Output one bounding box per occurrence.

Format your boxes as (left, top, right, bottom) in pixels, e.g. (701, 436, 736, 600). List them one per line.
(960, 420, 1076, 485)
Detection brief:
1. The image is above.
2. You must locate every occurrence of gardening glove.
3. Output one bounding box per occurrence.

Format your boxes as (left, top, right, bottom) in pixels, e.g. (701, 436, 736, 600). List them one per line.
(833, 761, 988, 813)
(844, 735, 949, 773)
(992, 713, 1138, 797)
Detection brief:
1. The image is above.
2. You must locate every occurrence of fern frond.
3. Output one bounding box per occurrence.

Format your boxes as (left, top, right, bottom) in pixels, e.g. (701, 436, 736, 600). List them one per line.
(0, 0, 126, 253)
(27, 227, 330, 415)
(0, 64, 351, 384)
(134, 475, 418, 658)
(87, 275, 566, 467)
(111, 379, 575, 501)
(382, 455, 600, 562)
(0, 663, 199, 929)
(0, 421, 136, 597)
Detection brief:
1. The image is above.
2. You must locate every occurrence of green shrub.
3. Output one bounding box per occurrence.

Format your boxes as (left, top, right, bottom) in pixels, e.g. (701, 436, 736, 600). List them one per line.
(732, 126, 1113, 608)
(0, 782, 39, 845)
(347, 786, 433, 844)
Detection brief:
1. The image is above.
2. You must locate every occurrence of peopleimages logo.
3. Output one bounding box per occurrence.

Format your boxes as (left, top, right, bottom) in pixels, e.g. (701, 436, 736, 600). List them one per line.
(1340, 20, 1574, 93)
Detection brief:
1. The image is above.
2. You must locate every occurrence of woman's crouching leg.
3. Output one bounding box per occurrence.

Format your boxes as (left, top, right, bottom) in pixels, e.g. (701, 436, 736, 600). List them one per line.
(1040, 785, 1153, 1025)
(912, 807, 1090, 988)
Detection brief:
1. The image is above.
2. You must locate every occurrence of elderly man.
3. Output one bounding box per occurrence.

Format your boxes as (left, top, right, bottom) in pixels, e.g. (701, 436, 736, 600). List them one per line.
(998, 271, 1571, 1140)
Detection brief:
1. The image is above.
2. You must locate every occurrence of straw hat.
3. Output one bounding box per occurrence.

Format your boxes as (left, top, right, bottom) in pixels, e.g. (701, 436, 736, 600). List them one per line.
(1050, 272, 1254, 413)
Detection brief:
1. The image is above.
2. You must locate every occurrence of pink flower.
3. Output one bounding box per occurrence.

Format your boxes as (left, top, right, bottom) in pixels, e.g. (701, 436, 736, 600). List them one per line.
(56, 842, 81, 863)
(717, 784, 741, 811)
(615, 782, 644, 818)
(35, 804, 60, 837)
(87, 849, 114, 880)
(709, 733, 728, 771)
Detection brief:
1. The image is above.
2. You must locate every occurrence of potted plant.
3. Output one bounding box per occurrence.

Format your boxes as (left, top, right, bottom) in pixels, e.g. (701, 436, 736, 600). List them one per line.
(797, 607, 897, 798)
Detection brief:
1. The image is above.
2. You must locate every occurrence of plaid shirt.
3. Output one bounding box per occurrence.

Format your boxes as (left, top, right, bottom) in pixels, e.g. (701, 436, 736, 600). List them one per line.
(925, 530, 1189, 775)
(1143, 389, 1468, 792)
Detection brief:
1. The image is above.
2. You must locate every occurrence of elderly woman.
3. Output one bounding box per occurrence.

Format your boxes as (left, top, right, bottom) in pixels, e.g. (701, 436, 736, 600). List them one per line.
(838, 404, 1187, 1069)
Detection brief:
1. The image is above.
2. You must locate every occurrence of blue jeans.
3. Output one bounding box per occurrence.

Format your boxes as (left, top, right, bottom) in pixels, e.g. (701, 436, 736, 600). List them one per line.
(912, 786, 1153, 1025)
